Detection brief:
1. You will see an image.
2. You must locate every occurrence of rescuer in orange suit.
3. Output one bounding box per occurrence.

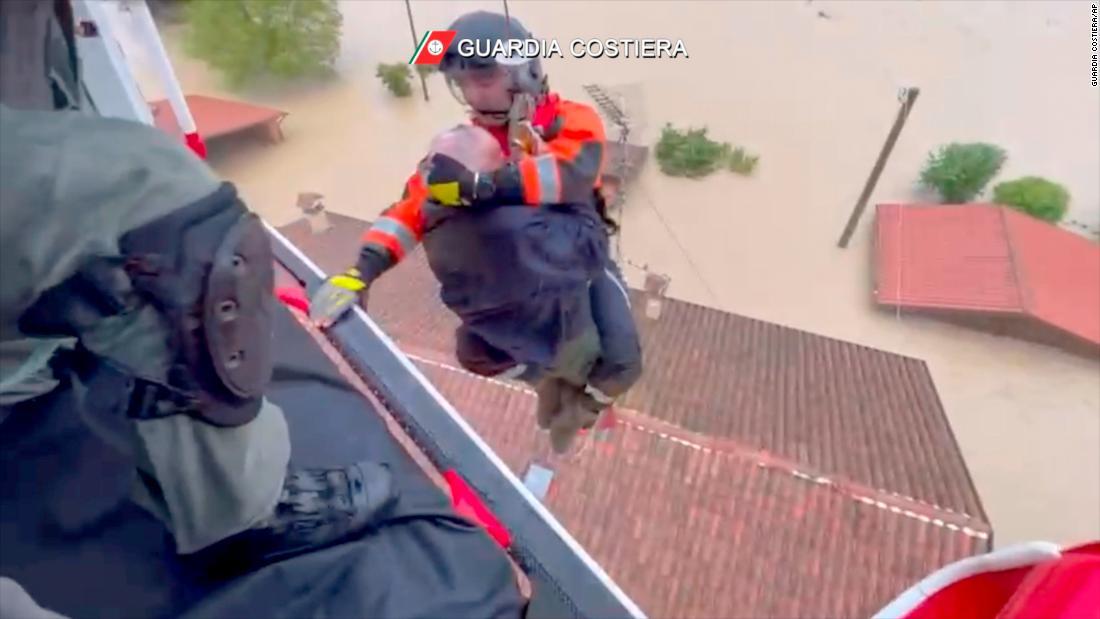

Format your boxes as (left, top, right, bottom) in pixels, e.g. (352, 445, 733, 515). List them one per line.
(310, 11, 642, 452)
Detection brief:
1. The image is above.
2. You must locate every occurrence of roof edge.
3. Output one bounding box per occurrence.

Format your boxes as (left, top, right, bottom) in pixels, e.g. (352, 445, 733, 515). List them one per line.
(911, 356, 993, 536)
(873, 298, 1028, 314)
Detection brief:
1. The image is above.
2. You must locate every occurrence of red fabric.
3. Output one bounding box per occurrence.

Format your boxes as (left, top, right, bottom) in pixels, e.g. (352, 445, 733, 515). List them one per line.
(902, 566, 1032, 619)
(443, 470, 511, 549)
(184, 132, 207, 160)
(901, 541, 1100, 619)
(998, 552, 1100, 619)
(1067, 542, 1100, 557)
(275, 286, 310, 314)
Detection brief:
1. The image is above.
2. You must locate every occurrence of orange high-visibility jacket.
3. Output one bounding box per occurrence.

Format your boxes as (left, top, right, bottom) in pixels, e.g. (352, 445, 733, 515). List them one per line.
(356, 97, 607, 276)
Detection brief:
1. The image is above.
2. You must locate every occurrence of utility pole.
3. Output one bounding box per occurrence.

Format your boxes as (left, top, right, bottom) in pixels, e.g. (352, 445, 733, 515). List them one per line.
(837, 87, 920, 248)
(404, 0, 429, 102)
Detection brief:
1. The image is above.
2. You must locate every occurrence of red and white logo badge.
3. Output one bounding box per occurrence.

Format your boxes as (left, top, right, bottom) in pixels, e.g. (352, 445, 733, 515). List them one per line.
(410, 30, 457, 65)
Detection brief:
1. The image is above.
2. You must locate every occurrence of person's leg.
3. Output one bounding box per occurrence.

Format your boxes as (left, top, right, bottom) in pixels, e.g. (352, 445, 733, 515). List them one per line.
(53, 295, 290, 555)
(548, 320, 602, 389)
(534, 377, 565, 430)
(541, 263, 644, 454)
(585, 260, 643, 402)
(127, 400, 290, 554)
(87, 387, 394, 566)
(67, 307, 395, 562)
(539, 292, 604, 453)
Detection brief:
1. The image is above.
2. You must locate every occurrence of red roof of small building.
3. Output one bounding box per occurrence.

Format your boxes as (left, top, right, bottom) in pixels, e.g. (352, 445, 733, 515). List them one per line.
(149, 94, 286, 140)
(875, 204, 1100, 348)
(278, 212, 991, 618)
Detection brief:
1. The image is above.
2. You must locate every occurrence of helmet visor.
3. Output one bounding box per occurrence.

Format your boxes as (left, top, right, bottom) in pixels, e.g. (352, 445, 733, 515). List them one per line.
(444, 64, 515, 115)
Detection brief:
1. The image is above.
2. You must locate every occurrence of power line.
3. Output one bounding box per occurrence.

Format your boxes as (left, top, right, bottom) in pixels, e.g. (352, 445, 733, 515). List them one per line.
(632, 182, 721, 306)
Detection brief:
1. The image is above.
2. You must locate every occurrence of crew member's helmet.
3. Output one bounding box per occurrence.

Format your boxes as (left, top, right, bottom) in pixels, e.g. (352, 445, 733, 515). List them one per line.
(439, 11, 547, 119)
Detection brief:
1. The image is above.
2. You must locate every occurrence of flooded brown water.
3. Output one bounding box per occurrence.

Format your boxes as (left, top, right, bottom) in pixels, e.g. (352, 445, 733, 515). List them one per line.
(119, 0, 1098, 548)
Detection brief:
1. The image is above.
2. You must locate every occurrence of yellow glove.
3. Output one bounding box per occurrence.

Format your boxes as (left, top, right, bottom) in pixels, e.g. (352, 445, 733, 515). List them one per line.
(309, 267, 369, 329)
(423, 153, 493, 207)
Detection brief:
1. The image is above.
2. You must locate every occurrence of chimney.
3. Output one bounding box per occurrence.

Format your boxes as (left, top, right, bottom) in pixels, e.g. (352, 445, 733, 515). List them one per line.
(297, 192, 330, 234)
(643, 272, 670, 320)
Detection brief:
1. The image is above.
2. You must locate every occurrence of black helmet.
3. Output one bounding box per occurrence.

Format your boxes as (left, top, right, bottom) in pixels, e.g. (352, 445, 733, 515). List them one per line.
(439, 11, 546, 98)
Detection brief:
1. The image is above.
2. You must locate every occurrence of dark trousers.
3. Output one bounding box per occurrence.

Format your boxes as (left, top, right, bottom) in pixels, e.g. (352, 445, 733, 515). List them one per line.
(454, 261, 642, 397)
(586, 261, 643, 400)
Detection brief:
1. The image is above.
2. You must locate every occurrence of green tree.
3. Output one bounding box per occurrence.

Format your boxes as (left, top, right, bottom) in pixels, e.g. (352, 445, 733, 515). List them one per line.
(993, 176, 1071, 223)
(376, 63, 413, 97)
(183, 0, 342, 88)
(727, 146, 759, 176)
(918, 142, 1006, 203)
(655, 124, 759, 178)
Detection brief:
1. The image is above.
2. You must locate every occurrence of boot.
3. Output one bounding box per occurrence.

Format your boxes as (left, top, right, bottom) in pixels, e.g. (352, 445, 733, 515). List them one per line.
(548, 385, 603, 454)
(535, 377, 565, 430)
(196, 461, 397, 574)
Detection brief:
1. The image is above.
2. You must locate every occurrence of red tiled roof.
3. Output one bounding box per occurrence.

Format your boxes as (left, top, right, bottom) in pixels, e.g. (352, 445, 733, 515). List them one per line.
(875, 203, 1100, 347)
(618, 293, 985, 518)
(149, 94, 286, 140)
(416, 360, 989, 619)
(1003, 208, 1100, 346)
(277, 213, 991, 618)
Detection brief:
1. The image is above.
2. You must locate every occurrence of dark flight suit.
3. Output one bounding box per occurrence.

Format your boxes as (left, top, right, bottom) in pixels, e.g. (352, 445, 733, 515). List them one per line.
(0, 105, 292, 554)
(0, 1, 287, 554)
